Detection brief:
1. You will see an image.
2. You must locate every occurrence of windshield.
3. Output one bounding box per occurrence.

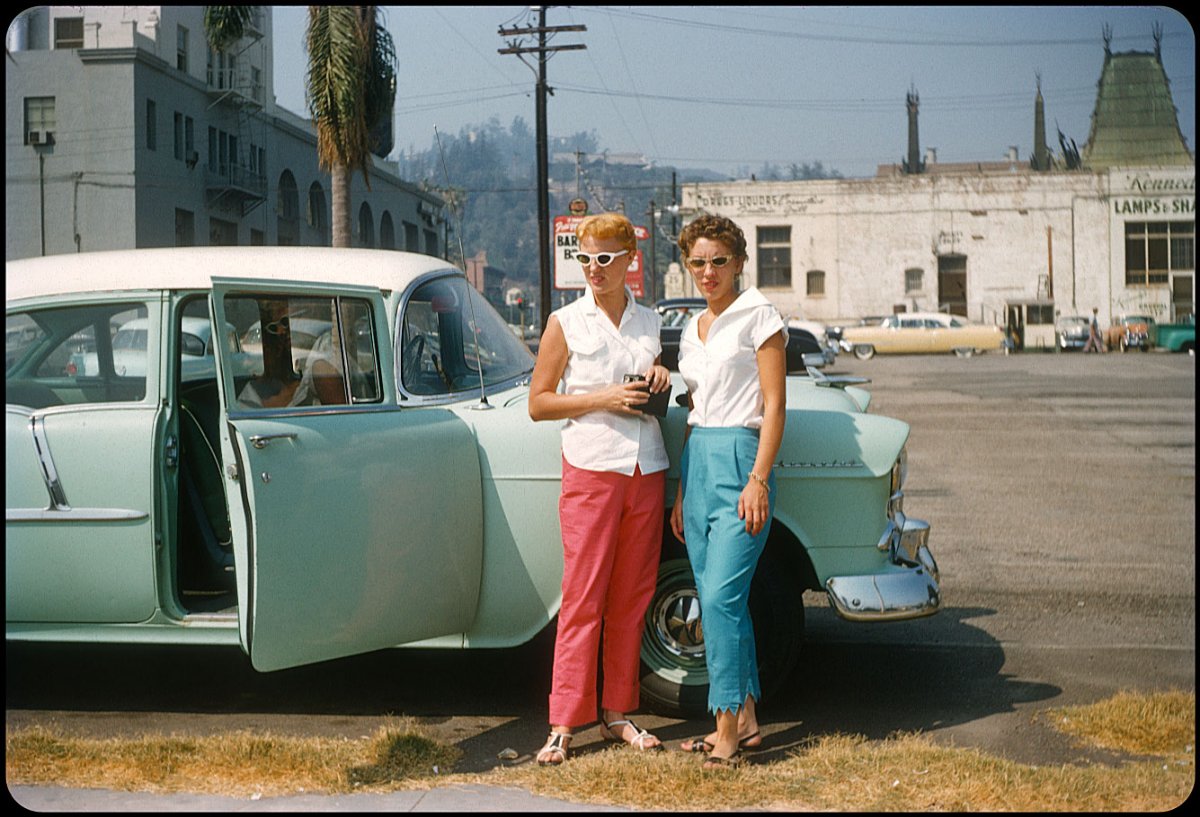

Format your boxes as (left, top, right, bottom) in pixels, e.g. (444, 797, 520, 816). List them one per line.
(399, 275, 535, 397)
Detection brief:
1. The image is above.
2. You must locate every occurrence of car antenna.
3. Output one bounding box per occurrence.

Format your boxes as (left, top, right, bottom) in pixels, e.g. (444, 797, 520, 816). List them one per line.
(435, 125, 492, 411)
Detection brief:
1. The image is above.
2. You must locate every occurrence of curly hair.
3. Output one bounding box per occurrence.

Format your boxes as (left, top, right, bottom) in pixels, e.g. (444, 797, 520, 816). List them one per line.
(677, 214, 746, 259)
(576, 212, 637, 255)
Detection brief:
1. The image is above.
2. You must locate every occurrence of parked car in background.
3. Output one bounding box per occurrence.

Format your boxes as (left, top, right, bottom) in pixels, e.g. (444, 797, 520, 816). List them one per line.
(1054, 314, 1091, 351)
(787, 314, 838, 366)
(1104, 314, 1156, 352)
(656, 297, 829, 371)
(840, 312, 1008, 359)
(8, 248, 940, 715)
(1154, 314, 1195, 353)
(69, 315, 239, 381)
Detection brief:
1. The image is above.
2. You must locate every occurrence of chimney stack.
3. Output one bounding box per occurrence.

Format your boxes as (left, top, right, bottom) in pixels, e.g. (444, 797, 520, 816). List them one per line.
(903, 87, 924, 174)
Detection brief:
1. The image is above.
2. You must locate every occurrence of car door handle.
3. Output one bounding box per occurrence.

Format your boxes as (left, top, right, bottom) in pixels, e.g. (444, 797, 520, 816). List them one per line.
(249, 433, 297, 449)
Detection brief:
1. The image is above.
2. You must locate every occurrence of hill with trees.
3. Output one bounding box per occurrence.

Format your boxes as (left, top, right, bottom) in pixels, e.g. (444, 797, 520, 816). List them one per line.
(396, 116, 841, 309)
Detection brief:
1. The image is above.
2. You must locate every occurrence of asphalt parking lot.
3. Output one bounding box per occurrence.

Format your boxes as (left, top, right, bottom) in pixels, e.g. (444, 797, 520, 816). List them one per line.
(7, 349, 1195, 802)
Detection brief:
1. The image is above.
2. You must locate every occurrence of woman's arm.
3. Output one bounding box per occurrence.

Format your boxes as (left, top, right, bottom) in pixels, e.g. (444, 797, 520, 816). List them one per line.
(669, 392, 694, 543)
(739, 332, 786, 535)
(527, 316, 648, 421)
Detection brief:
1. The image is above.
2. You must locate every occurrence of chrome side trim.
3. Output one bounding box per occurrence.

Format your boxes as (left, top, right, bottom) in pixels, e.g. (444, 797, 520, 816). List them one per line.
(29, 416, 70, 511)
(7, 508, 149, 522)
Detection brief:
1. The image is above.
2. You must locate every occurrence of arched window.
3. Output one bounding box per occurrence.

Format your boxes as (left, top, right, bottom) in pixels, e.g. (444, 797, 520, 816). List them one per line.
(806, 269, 825, 296)
(380, 211, 396, 250)
(276, 171, 299, 246)
(307, 182, 327, 246)
(357, 202, 375, 248)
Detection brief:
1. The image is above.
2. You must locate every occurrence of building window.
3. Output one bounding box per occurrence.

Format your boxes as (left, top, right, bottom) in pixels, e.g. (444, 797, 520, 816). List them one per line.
(176, 25, 189, 72)
(1125, 221, 1194, 286)
(54, 17, 84, 49)
(173, 112, 183, 160)
(905, 267, 924, 293)
(146, 99, 157, 151)
(1027, 304, 1055, 324)
(185, 116, 195, 157)
(806, 269, 825, 296)
(424, 229, 439, 257)
(175, 209, 195, 246)
(404, 221, 419, 252)
(23, 96, 56, 144)
(757, 226, 791, 288)
(208, 126, 217, 170)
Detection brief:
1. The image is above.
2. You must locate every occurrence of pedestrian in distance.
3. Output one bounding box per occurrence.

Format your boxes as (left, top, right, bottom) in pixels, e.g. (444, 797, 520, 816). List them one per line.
(1083, 306, 1105, 353)
(527, 212, 671, 765)
(669, 214, 787, 770)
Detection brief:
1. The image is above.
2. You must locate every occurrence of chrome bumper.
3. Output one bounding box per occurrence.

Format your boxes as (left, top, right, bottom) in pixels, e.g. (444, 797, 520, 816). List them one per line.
(825, 516, 940, 621)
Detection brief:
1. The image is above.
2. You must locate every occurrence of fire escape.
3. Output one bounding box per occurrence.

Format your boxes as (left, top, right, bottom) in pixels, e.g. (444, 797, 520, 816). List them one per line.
(204, 9, 267, 217)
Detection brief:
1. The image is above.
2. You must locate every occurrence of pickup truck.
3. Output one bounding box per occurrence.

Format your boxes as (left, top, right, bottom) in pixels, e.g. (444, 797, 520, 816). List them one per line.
(1155, 314, 1195, 353)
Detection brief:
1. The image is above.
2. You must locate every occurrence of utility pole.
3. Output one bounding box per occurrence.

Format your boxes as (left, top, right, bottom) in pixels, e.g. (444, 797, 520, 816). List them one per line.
(646, 199, 656, 304)
(499, 9, 586, 335)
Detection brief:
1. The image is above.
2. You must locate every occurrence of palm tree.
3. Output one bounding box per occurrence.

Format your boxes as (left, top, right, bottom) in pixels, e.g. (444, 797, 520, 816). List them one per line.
(305, 6, 397, 248)
(202, 5, 254, 52)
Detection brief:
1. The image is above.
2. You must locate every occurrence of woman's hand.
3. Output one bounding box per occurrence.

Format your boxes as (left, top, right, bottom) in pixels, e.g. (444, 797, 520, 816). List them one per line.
(643, 363, 671, 393)
(670, 486, 686, 543)
(596, 381, 649, 414)
(737, 475, 770, 536)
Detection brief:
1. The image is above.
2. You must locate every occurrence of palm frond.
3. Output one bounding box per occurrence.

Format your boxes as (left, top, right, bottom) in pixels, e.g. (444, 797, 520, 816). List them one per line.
(203, 6, 254, 52)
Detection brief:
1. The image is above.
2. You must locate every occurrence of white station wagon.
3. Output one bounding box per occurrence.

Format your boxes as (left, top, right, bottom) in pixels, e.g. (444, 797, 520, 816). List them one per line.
(5, 247, 940, 713)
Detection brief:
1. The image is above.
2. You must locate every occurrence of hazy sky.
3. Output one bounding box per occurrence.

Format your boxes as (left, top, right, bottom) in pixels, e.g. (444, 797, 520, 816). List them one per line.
(271, 6, 1195, 180)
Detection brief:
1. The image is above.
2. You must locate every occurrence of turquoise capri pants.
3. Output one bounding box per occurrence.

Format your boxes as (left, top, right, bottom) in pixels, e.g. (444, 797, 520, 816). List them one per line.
(680, 426, 776, 716)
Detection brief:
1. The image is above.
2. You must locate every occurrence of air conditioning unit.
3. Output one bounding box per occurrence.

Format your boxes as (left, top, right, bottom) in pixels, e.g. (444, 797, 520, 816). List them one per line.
(28, 130, 54, 146)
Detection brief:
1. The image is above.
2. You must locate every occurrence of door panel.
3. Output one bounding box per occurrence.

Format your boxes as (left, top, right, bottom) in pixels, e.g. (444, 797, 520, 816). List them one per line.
(210, 278, 483, 672)
(227, 410, 483, 671)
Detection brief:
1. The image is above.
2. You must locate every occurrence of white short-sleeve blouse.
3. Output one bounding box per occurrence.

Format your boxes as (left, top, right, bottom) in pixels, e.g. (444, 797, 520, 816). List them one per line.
(677, 287, 786, 429)
(553, 287, 670, 475)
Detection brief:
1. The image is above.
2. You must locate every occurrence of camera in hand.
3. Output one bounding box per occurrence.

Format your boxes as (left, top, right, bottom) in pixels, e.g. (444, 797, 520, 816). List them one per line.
(622, 373, 671, 417)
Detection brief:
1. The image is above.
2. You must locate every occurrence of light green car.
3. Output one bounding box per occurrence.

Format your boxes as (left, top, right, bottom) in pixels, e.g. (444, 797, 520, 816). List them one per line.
(5, 247, 939, 714)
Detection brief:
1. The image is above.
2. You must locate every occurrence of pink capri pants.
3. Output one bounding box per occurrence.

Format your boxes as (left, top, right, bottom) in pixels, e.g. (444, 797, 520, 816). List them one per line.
(549, 457, 665, 727)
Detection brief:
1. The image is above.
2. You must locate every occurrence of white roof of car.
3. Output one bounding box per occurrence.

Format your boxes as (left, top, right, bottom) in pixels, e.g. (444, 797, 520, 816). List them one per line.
(5, 247, 458, 303)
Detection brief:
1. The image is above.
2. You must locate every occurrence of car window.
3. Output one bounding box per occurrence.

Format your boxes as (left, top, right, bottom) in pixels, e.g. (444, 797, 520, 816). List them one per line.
(221, 293, 382, 409)
(882, 316, 900, 328)
(5, 314, 44, 373)
(6, 303, 149, 409)
(399, 276, 534, 397)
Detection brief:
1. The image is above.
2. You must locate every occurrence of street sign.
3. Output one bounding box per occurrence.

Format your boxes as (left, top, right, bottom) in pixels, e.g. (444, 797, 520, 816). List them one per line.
(553, 215, 647, 297)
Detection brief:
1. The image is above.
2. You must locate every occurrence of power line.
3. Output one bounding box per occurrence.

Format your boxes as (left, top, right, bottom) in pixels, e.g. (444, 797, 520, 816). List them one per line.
(571, 6, 1192, 48)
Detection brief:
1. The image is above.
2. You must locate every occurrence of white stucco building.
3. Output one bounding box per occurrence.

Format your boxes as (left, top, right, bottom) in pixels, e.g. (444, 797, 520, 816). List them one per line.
(6, 6, 446, 261)
(677, 36, 1194, 349)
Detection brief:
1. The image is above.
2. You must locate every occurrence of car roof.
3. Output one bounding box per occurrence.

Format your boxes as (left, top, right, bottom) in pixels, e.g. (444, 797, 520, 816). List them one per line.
(5, 247, 457, 303)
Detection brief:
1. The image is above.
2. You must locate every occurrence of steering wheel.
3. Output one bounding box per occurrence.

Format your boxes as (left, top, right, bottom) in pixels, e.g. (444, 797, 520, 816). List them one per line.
(401, 335, 425, 383)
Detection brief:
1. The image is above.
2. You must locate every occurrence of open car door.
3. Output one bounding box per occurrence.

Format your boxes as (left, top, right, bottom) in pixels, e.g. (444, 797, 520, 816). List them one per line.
(210, 277, 483, 672)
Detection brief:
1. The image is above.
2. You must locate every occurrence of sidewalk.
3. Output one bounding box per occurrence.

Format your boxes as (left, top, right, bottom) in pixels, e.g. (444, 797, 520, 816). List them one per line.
(9, 783, 632, 812)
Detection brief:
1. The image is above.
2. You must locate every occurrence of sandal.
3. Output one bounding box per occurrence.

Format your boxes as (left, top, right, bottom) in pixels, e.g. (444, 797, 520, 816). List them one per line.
(702, 751, 743, 770)
(599, 718, 663, 751)
(536, 731, 572, 766)
(680, 730, 762, 753)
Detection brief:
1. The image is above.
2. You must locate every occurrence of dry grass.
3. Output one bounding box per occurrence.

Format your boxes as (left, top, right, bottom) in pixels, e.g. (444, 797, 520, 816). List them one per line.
(7, 691, 1194, 810)
(1043, 688, 1195, 756)
(6, 717, 460, 798)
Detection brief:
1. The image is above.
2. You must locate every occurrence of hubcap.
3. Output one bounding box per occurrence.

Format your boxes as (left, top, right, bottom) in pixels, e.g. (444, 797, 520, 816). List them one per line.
(652, 588, 705, 658)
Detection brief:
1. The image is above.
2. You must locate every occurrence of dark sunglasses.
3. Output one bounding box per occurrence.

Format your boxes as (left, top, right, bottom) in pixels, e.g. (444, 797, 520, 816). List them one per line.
(263, 317, 291, 336)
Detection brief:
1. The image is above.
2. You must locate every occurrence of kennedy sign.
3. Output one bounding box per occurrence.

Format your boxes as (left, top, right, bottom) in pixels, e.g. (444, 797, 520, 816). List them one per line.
(553, 215, 649, 296)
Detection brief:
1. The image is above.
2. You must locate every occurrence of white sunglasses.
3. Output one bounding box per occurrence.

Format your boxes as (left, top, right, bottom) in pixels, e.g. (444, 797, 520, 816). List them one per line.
(575, 249, 629, 267)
